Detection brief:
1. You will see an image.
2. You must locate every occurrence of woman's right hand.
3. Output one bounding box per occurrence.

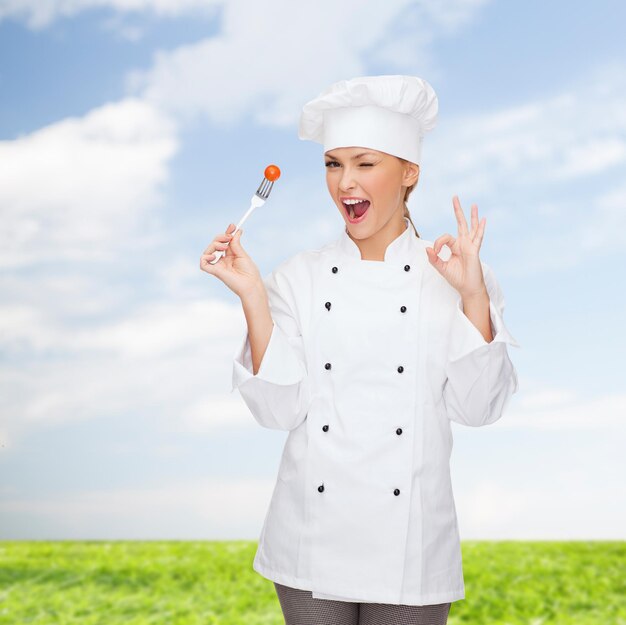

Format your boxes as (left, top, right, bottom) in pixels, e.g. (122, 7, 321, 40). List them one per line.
(200, 223, 265, 300)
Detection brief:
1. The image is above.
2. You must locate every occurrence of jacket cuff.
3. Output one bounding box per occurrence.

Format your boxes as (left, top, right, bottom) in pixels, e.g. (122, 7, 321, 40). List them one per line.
(231, 321, 307, 392)
(448, 293, 520, 363)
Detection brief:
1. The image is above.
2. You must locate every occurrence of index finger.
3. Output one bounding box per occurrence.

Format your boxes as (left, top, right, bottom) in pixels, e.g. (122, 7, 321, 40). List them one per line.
(453, 196, 469, 237)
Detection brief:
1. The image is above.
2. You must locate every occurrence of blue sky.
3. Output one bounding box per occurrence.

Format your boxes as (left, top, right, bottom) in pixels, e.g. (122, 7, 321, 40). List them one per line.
(1, 0, 624, 540)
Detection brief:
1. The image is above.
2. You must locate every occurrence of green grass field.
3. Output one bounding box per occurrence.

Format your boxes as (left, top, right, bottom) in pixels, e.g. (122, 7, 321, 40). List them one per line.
(0, 540, 623, 624)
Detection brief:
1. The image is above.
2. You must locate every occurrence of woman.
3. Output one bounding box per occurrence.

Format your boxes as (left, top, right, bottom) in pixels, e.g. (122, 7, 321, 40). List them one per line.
(200, 75, 520, 624)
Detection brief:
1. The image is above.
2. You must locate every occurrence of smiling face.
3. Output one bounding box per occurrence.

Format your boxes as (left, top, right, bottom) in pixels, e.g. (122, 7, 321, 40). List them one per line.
(324, 146, 419, 242)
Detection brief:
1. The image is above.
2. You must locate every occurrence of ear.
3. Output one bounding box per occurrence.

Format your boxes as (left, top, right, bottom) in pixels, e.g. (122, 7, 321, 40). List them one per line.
(403, 162, 420, 187)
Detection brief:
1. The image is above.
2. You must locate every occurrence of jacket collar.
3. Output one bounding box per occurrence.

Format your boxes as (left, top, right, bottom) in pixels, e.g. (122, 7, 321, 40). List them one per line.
(337, 217, 423, 263)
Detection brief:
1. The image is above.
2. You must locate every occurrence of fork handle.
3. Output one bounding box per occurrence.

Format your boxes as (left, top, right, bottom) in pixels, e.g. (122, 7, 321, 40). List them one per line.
(209, 195, 266, 264)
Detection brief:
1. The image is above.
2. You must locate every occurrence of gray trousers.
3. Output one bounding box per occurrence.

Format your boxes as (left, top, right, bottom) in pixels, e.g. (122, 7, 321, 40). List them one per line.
(274, 582, 451, 625)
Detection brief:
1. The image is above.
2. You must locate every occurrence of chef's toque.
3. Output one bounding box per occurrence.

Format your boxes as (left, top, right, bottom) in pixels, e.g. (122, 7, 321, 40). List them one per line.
(298, 75, 438, 165)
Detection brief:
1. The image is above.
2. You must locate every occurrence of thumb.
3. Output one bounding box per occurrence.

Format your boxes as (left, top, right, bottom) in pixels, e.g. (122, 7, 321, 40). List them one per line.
(228, 228, 245, 254)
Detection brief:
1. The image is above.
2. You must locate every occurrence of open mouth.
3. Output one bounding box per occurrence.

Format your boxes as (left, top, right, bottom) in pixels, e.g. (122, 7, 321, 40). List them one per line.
(342, 199, 371, 223)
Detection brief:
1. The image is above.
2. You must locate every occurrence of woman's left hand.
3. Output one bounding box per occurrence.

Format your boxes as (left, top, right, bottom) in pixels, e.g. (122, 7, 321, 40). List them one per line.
(425, 196, 488, 298)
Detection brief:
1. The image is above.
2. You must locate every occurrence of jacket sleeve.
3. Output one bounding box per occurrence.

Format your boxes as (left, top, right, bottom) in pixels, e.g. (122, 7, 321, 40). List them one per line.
(230, 268, 311, 431)
(442, 262, 521, 427)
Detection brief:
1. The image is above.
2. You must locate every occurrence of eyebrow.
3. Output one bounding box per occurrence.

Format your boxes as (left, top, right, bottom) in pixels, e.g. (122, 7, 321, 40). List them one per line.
(325, 152, 378, 161)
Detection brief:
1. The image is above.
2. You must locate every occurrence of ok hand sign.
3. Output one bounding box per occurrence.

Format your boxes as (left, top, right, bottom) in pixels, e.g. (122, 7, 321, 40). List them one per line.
(425, 196, 488, 299)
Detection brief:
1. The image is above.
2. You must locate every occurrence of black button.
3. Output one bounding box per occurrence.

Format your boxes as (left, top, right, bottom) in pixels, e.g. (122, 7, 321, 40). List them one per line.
(396, 428, 403, 435)
(400, 305, 407, 313)
(404, 265, 411, 271)
(318, 484, 325, 492)
(322, 425, 329, 432)
(397, 366, 404, 373)
(325, 301, 331, 310)
(325, 363, 332, 370)
(332, 267, 338, 273)
(394, 489, 400, 496)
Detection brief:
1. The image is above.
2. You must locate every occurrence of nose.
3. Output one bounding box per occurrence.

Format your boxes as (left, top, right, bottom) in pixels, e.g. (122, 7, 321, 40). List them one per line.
(338, 167, 356, 192)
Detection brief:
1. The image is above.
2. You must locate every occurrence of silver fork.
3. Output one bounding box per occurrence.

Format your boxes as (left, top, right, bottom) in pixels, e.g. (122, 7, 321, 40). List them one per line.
(210, 175, 276, 264)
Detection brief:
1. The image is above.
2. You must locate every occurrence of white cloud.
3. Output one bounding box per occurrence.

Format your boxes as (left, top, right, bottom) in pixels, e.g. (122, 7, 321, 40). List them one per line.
(2, 469, 622, 540)
(0, 293, 259, 449)
(0, 0, 221, 29)
(492, 388, 626, 431)
(0, 298, 233, 357)
(581, 183, 626, 250)
(457, 477, 624, 539)
(424, 0, 491, 32)
(0, 0, 492, 43)
(0, 97, 178, 268)
(125, 0, 493, 126)
(426, 63, 626, 194)
(0, 476, 275, 539)
(169, 393, 253, 433)
(0, 294, 253, 434)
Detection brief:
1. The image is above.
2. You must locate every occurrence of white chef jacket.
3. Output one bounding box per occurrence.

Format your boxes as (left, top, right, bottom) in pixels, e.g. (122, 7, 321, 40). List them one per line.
(231, 217, 520, 605)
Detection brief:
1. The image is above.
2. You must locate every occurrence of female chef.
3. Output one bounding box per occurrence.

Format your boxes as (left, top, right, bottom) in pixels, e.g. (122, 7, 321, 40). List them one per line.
(200, 75, 520, 625)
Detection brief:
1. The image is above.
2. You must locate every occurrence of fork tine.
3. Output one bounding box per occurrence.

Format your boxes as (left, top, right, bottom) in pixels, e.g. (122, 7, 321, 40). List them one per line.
(256, 178, 274, 199)
(255, 178, 265, 196)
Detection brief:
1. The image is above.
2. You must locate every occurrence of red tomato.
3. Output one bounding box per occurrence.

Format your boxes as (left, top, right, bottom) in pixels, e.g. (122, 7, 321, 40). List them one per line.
(265, 164, 281, 181)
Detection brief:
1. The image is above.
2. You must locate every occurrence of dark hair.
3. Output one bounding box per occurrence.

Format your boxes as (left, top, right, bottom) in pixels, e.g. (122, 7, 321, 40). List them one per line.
(398, 157, 420, 238)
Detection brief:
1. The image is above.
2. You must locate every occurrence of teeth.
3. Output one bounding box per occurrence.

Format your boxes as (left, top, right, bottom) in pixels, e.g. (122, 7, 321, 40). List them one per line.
(344, 199, 367, 205)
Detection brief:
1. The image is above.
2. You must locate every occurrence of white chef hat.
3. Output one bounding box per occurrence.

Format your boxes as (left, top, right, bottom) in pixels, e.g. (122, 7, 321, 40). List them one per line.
(298, 74, 438, 165)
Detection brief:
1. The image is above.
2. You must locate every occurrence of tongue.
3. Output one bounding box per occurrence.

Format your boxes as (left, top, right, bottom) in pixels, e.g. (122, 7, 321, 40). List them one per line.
(353, 201, 370, 217)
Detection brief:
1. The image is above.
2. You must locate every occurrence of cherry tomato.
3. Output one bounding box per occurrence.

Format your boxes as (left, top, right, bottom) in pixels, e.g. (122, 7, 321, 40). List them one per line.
(265, 164, 281, 181)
